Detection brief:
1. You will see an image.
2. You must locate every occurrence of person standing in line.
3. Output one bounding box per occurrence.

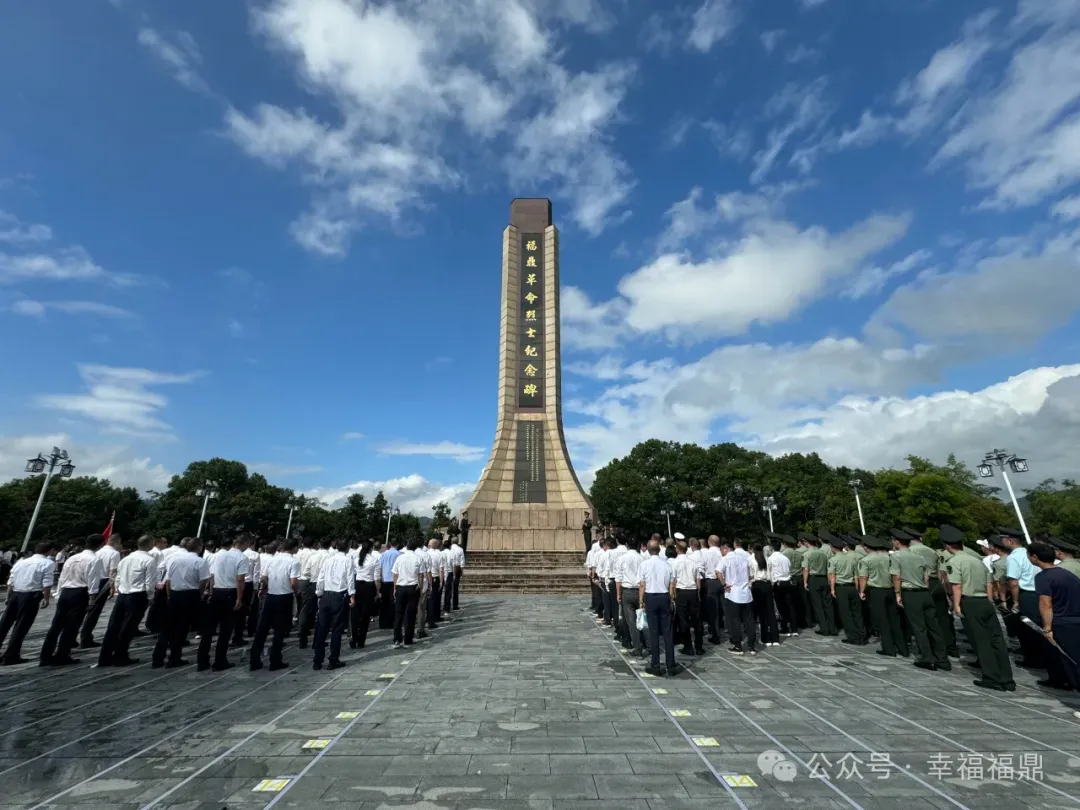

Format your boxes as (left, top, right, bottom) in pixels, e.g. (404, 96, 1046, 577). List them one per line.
(827, 534, 866, 645)
(586, 539, 601, 617)
(767, 536, 796, 638)
(903, 526, 956, 658)
(615, 536, 645, 657)
(151, 537, 209, 669)
(144, 537, 169, 634)
(250, 539, 300, 671)
(700, 535, 724, 644)
(0, 542, 54, 665)
(442, 537, 455, 617)
(1053, 539, 1080, 577)
(230, 535, 260, 645)
(313, 538, 355, 671)
(939, 525, 1015, 691)
(1031, 541, 1080, 690)
(890, 531, 949, 672)
(1000, 526, 1044, 670)
(750, 542, 780, 647)
(857, 536, 908, 658)
(294, 538, 313, 627)
(671, 541, 704, 656)
(427, 538, 445, 629)
(297, 540, 330, 649)
(40, 534, 104, 667)
(718, 540, 756, 655)
(450, 535, 465, 611)
(802, 535, 836, 636)
(638, 538, 676, 677)
(608, 535, 629, 644)
(96, 535, 158, 668)
(392, 540, 422, 648)
(795, 534, 816, 630)
(415, 539, 432, 639)
(594, 538, 613, 627)
(351, 539, 380, 649)
(79, 533, 123, 649)
(379, 540, 402, 629)
(197, 535, 248, 672)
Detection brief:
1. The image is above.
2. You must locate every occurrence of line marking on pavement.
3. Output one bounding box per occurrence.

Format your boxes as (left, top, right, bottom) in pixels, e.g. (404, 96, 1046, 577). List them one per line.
(259, 651, 424, 809)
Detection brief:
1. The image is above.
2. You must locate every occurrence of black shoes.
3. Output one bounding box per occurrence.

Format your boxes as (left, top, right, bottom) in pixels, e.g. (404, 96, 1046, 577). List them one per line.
(973, 680, 1005, 691)
(79, 639, 100, 649)
(268, 661, 290, 671)
(328, 660, 346, 670)
(1037, 679, 1074, 691)
(0, 657, 29, 666)
(313, 662, 323, 671)
(250, 660, 264, 671)
(679, 646, 694, 655)
(913, 661, 935, 671)
(211, 662, 235, 672)
(165, 659, 190, 669)
(876, 651, 895, 657)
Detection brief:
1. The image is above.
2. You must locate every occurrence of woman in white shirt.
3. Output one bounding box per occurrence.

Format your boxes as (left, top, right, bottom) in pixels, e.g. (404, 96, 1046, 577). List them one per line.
(749, 544, 781, 647)
(350, 539, 380, 649)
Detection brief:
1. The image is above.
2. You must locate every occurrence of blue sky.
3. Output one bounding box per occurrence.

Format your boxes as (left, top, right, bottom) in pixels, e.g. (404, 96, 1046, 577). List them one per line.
(1, 0, 1079, 514)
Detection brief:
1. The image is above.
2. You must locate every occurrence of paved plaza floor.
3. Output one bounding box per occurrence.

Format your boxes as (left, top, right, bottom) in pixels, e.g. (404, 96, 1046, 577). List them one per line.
(2, 595, 1080, 810)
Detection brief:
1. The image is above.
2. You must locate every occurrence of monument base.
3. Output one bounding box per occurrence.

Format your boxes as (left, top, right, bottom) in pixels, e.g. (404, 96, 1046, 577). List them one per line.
(466, 506, 591, 552)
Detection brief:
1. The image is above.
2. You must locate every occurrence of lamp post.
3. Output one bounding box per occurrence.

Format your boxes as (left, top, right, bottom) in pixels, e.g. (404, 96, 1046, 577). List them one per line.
(284, 499, 299, 540)
(21, 447, 76, 553)
(385, 505, 400, 547)
(195, 479, 219, 539)
(977, 449, 1032, 544)
(762, 496, 777, 533)
(660, 509, 674, 539)
(849, 479, 867, 535)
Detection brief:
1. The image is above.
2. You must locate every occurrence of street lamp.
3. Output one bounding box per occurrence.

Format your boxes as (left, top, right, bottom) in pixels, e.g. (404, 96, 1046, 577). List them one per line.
(849, 479, 867, 535)
(660, 509, 674, 539)
(762, 496, 777, 533)
(385, 505, 400, 546)
(977, 449, 1032, 544)
(195, 479, 219, 539)
(284, 498, 299, 540)
(21, 447, 76, 552)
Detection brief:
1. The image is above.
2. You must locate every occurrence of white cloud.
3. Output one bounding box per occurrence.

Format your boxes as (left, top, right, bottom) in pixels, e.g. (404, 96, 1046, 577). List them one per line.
(305, 472, 475, 515)
(339, 431, 365, 442)
(0, 433, 173, 494)
(0, 212, 143, 287)
(0, 211, 52, 245)
(798, 0, 829, 8)
(786, 45, 820, 64)
(227, 319, 244, 337)
(136, 28, 210, 94)
(375, 440, 485, 462)
(688, 0, 739, 52)
(561, 286, 628, 350)
(752, 78, 831, 184)
(843, 249, 932, 300)
(9, 299, 135, 319)
(36, 365, 202, 440)
(248, 462, 325, 477)
(1053, 196, 1080, 219)
(227, 0, 635, 254)
(761, 30, 785, 54)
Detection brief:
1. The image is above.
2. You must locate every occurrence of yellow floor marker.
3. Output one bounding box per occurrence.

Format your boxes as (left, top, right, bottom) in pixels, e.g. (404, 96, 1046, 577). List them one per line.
(378, 673, 397, 679)
(365, 689, 382, 696)
(641, 672, 656, 678)
(302, 739, 332, 750)
(692, 736, 719, 747)
(336, 711, 359, 719)
(723, 775, 757, 787)
(669, 709, 691, 717)
(252, 778, 290, 792)
(652, 688, 668, 695)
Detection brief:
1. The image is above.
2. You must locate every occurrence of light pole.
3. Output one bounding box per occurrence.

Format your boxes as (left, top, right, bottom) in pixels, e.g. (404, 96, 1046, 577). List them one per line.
(660, 509, 674, 539)
(21, 447, 76, 553)
(385, 505, 400, 547)
(977, 449, 1032, 544)
(762, 496, 777, 533)
(284, 499, 298, 540)
(849, 479, 867, 535)
(195, 479, 219, 539)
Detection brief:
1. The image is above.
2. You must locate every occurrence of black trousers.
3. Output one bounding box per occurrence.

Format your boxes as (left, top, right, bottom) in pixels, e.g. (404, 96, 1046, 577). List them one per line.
(297, 581, 318, 646)
(313, 591, 349, 666)
(79, 578, 112, 645)
(453, 569, 462, 609)
(0, 591, 43, 663)
(246, 587, 262, 636)
(605, 579, 619, 626)
(675, 589, 703, 652)
(704, 579, 724, 641)
(250, 593, 292, 667)
(443, 570, 454, 613)
(394, 584, 419, 644)
(592, 580, 602, 616)
(232, 582, 254, 643)
(351, 581, 378, 647)
(773, 580, 797, 635)
(724, 599, 757, 651)
(930, 579, 958, 656)
(41, 587, 89, 664)
(153, 589, 200, 666)
(620, 589, 643, 651)
(752, 581, 780, 644)
(644, 593, 675, 670)
(867, 587, 908, 657)
(1017, 589, 1047, 667)
(197, 588, 237, 668)
(98, 591, 148, 666)
(145, 587, 167, 633)
(379, 581, 395, 629)
(429, 578, 442, 626)
(1054, 622, 1080, 689)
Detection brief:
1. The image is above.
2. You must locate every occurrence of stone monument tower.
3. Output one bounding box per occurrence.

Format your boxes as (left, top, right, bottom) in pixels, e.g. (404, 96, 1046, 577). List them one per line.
(463, 198, 593, 552)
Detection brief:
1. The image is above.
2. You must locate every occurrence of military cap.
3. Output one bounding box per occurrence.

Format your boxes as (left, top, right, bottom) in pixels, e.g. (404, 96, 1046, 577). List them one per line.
(764, 531, 782, 540)
(994, 525, 1024, 539)
(781, 534, 796, 544)
(1049, 536, 1079, 553)
(673, 532, 686, 541)
(902, 526, 923, 538)
(797, 531, 817, 542)
(819, 530, 839, 543)
(889, 528, 913, 541)
(828, 535, 846, 549)
(939, 524, 965, 547)
(988, 534, 1010, 550)
(865, 536, 887, 550)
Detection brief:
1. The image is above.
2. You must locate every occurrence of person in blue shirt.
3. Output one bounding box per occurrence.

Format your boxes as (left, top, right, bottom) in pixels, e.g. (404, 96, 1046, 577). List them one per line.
(1002, 526, 1043, 669)
(1030, 542, 1080, 691)
(378, 541, 402, 630)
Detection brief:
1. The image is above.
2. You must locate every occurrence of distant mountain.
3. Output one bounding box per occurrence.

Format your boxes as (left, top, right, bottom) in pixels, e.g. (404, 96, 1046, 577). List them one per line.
(418, 516, 433, 530)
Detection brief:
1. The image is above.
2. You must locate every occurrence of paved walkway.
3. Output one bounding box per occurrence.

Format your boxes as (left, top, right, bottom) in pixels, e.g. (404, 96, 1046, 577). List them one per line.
(1, 596, 1079, 809)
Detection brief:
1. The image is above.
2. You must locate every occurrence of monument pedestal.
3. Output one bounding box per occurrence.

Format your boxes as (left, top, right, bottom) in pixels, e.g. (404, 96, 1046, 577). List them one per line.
(465, 507, 591, 552)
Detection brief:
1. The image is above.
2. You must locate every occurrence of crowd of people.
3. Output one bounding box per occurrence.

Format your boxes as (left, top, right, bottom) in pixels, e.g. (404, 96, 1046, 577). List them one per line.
(0, 532, 467, 671)
(586, 525, 1080, 692)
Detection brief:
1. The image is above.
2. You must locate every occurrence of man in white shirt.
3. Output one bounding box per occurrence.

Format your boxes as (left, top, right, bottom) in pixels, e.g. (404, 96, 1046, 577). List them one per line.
(638, 539, 677, 676)
(392, 540, 423, 648)
(143, 537, 168, 634)
(718, 540, 756, 655)
(198, 535, 249, 672)
(766, 536, 796, 637)
(586, 539, 601, 616)
(671, 541, 704, 656)
(438, 539, 455, 621)
(97, 534, 159, 667)
(297, 540, 330, 649)
(426, 538, 445, 630)
(1, 542, 55, 665)
(415, 542, 433, 639)
(313, 538, 355, 670)
(615, 538, 645, 657)
(41, 534, 105, 666)
(233, 536, 261, 644)
(595, 539, 614, 627)
(80, 533, 123, 649)
(152, 537, 210, 669)
(700, 536, 724, 645)
(250, 539, 300, 671)
(450, 539, 465, 611)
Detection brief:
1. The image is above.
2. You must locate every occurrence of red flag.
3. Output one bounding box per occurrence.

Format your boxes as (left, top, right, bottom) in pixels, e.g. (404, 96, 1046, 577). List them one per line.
(102, 511, 115, 540)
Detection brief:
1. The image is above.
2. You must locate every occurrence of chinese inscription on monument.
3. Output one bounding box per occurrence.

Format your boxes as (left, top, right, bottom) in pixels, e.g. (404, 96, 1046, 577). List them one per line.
(517, 233, 545, 408)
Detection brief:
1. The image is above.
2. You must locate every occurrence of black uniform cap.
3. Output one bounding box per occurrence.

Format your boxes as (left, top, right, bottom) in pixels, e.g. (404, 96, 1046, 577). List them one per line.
(797, 531, 817, 542)
(764, 531, 782, 540)
(819, 530, 839, 544)
(994, 525, 1024, 539)
(828, 536, 846, 549)
(781, 534, 796, 544)
(889, 528, 913, 541)
(988, 534, 1010, 550)
(1049, 536, 1079, 553)
(939, 524, 967, 548)
(868, 536, 890, 550)
(902, 526, 923, 539)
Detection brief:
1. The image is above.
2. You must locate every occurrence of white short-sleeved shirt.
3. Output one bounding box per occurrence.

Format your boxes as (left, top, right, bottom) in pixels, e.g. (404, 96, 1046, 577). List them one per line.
(95, 545, 121, 579)
(317, 550, 356, 596)
(263, 552, 301, 595)
(299, 549, 330, 582)
(767, 550, 792, 583)
(9, 554, 56, 592)
(639, 554, 673, 594)
(116, 550, 159, 596)
(165, 550, 210, 592)
(57, 549, 104, 593)
(392, 550, 422, 587)
(451, 544, 465, 568)
(701, 547, 722, 578)
(671, 555, 700, 590)
(208, 548, 250, 589)
(357, 549, 381, 582)
(242, 548, 260, 583)
(718, 552, 752, 604)
(618, 550, 642, 588)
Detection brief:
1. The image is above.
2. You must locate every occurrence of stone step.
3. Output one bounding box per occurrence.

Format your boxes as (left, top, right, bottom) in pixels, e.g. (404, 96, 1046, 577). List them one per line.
(465, 551, 585, 568)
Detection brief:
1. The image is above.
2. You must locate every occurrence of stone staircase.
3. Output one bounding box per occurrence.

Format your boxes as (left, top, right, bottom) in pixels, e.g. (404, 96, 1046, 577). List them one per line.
(460, 550, 588, 594)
